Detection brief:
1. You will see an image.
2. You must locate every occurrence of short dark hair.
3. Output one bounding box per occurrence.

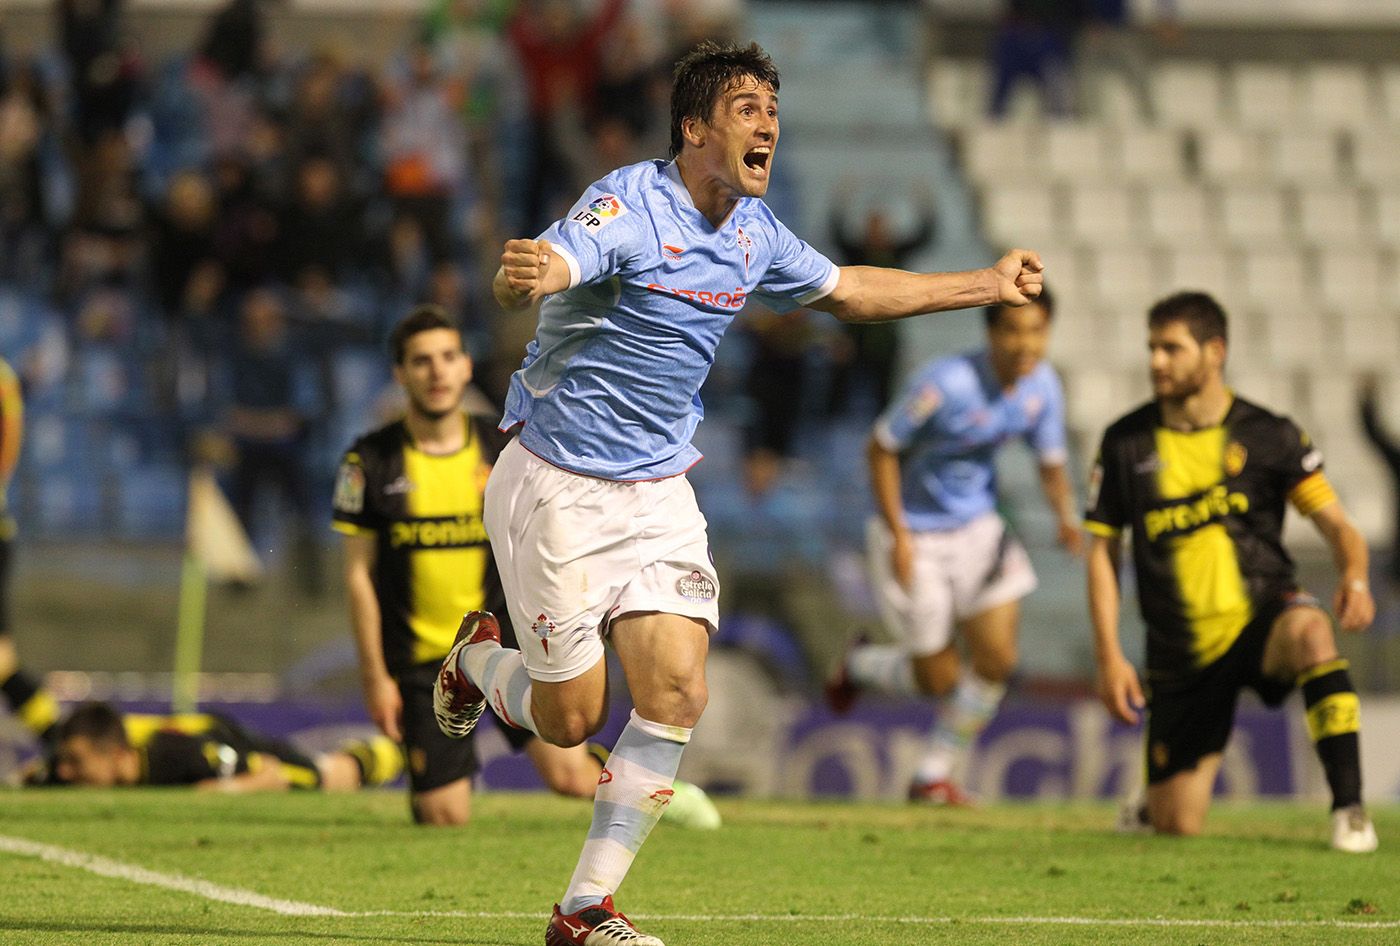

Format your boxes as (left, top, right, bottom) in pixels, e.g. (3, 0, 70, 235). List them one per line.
(54, 702, 128, 748)
(388, 304, 460, 364)
(984, 284, 1055, 329)
(1148, 291, 1228, 345)
(670, 41, 780, 159)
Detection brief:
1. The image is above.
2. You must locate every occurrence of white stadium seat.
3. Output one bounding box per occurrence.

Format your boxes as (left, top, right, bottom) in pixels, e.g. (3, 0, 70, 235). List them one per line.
(961, 124, 1033, 183)
(1339, 306, 1400, 368)
(927, 59, 986, 128)
(1299, 64, 1377, 129)
(1113, 127, 1186, 181)
(1377, 189, 1400, 249)
(1045, 124, 1111, 180)
(980, 184, 1059, 247)
(1144, 184, 1214, 242)
(1351, 132, 1400, 186)
(1165, 248, 1236, 299)
(1219, 187, 1291, 243)
(1241, 248, 1308, 307)
(1380, 65, 1400, 126)
(1067, 183, 1139, 244)
(1153, 62, 1226, 128)
(1195, 128, 1267, 182)
(1267, 131, 1342, 183)
(1253, 303, 1327, 368)
(1296, 186, 1367, 244)
(1229, 63, 1301, 130)
(1315, 248, 1386, 310)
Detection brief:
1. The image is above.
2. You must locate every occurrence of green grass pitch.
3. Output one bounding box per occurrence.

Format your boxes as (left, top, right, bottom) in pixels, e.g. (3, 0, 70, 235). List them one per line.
(1, 790, 1397, 945)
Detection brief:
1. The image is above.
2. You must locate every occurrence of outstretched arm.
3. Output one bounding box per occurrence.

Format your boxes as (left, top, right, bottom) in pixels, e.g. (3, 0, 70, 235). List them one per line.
(1310, 501, 1374, 633)
(810, 249, 1043, 324)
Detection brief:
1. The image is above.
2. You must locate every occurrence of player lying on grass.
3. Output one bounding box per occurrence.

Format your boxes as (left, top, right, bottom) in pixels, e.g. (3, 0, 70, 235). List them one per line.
(826, 288, 1079, 805)
(1086, 291, 1378, 853)
(40, 701, 402, 791)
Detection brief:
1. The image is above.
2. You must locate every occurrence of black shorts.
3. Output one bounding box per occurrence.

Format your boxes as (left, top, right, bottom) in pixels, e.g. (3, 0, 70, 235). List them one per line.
(396, 657, 535, 793)
(1144, 589, 1319, 785)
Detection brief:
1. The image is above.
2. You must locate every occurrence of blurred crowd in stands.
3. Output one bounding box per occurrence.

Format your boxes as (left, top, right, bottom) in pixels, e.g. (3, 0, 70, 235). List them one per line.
(0, 0, 753, 550)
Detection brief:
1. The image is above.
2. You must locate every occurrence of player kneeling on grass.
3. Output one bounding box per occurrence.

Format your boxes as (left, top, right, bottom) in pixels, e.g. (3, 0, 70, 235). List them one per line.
(1086, 291, 1378, 853)
(826, 289, 1080, 804)
(47, 702, 402, 792)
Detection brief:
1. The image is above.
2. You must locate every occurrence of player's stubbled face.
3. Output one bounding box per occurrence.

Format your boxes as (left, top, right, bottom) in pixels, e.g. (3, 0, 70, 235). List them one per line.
(987, 302, 1050, 386)
(1148, 321, 1213, 401)
(397, 328, 471, 422)
(707, 76, 778, 198)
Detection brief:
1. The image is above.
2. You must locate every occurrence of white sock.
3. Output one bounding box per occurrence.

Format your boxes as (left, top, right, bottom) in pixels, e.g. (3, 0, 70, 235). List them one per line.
(560, 711, 690, 914)
(915, 671, 1006, 784)
(458, 641, 540, 737)
(846, 644, 917, 696)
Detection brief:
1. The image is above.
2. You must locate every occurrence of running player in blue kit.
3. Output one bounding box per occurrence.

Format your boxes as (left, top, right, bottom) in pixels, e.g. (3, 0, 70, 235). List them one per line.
(434, 41, 1045, 946)
(826, 290, 1080, 805)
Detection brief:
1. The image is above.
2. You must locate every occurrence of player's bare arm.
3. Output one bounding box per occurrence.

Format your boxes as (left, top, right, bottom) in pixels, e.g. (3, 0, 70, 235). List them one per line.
(811, 249, 1044, 323)
(343, 532, 403, 742)
(493, 239, 571, 310)
(1087, 532, 1144, 725)
(867, 435, 914, 588)
(1038, 463, 1083, 556)
(1308, 501, 1375, 632)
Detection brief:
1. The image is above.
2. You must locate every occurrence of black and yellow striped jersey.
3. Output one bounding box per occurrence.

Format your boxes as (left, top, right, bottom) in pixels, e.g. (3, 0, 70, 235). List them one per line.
(1085, 394, 1337, 680)
(0, 357, 22, 537)
(124, 713, 321, 788)
(331, 415, 508, 673)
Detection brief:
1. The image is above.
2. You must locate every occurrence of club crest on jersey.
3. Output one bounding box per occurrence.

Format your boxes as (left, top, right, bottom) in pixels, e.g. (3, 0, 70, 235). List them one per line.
(532, 613, 556, 655)
(333, 462, 365, 513)
(571, 193, 628, 230)
(735, 226, 754, 278)
(676, 571, 716, 602)
(1224, 441, 1248, 476)
(662, 243, 685, 260)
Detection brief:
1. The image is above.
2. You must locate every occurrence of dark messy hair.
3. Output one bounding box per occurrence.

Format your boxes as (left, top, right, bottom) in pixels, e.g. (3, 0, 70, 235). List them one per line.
(670, 40, 780, 159)
(54, 702, 129, 748)
(388, 304, 461, 364)
(1148, 291, 1228, 345)
(984, 284, 1055, 328)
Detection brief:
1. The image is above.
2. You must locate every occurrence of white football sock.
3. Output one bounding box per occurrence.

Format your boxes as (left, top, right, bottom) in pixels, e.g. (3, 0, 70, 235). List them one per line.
(915, 671, 1006, 784)
(459, 640, 539, 737)
(846, 644, 917, 696)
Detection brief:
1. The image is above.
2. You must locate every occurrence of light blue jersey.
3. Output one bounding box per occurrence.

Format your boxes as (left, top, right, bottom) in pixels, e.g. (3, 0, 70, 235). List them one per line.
(501, 160, 838, 480)
(874, 350, 1067, 531)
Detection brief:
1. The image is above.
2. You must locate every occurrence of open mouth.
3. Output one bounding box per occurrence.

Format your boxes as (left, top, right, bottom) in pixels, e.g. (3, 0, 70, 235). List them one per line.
(742, 147, 771, 173)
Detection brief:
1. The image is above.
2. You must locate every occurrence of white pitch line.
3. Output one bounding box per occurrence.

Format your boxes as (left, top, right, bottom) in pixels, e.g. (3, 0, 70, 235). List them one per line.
(3, 834, 1396, 932)
(0, 834, 348, 917)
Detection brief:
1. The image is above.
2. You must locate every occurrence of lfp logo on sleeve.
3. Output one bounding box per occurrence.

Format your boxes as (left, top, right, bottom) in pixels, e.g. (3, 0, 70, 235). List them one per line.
(571, 194, 628, 229)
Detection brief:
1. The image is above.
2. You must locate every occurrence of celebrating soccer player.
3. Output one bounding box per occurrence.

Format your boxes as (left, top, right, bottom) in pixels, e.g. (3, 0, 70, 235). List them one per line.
(433, 40, 1044, 946)
(334, 307, 719, 827)
(1085, 291, 1378, 853)
(825, 289, 1080, 805)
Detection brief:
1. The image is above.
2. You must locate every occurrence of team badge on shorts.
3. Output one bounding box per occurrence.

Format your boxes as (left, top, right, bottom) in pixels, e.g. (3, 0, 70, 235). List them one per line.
(531, 613, 556, 655)
(676, 571, 716, 602)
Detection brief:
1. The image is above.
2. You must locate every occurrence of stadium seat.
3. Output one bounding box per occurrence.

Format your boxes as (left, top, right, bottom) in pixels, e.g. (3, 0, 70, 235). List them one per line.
(1339, 306, 1400, 368)
(1229, 63, 1301, 130)
(960, 124, 1034, 183)
(1164, 248, 1236, 300)
(980, 184, 1059, 247)
(1144, 185, 1214, 242)
(1045, 124, 1111, 180)
(1376, 189, 1400, 249)
(1380, 65, 1400, 126)
(1218, 187, 1292, 243)
(926, 59, 986, 128)
(1152, 62, 1226, 128)
(1296, 186, 1368, 245)
(1113, 127, 1187, 181)
(1066, 183, 1139, 245)
(1240, 248, 1308, 308)
(1267, 131, 1343, 183)
(1352, 132, 1400, 186)
(1299, 64, 1376, 130)
(1253, 303, 1328, 368)
(1315, 248, 1387, 310)
(1195, 128, 1267, 182)
(1087, 246, 1161, 315)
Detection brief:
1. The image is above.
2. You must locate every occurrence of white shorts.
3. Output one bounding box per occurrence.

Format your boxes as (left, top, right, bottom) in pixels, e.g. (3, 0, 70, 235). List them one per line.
(866, 512, 1037, 657)
(484, 438, 721, 683)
